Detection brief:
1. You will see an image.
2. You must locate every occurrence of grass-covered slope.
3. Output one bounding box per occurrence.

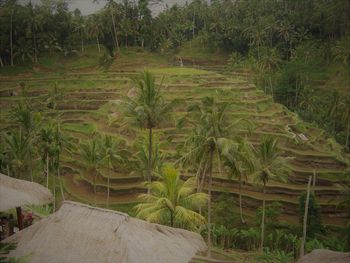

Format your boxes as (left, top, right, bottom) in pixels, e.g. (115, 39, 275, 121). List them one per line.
(0, 49, 348, 226)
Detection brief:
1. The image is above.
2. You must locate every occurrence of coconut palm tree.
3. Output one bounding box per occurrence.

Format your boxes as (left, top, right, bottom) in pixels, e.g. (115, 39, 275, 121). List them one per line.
(179, 96, 233, 256)
(46, 82, 63, 111)
(87, 14, 104, 53)
(106, 0, 120, 50)
(11, 102, 41, 181)
(254, 137, 290, 250)
(80, 137, 103, 206)
(72, 16, 86, 53)
(39, 123, 55, 190)
(328, 90, 341, 135)
(135, 166, 208, 229)
(222, 137, 255, 224)
(123, 71, 174, 193)
(51, 122, 73, 209)
(101, 134, 123, 208)
(3, 130, 30, 179)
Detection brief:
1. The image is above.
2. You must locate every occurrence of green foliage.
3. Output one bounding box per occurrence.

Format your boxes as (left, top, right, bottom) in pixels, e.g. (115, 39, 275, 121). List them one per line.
(227, 52, 244, 68)
(134, 166, 208, 229)
(257, 248, 293, 263)
(305, 238, 325, 253)
(98, 53, 114, 69)
(298, 192, 323, 238)
(132, 133, 164, 180)
(256, 201, 282, 227)
(212, 193, 239, 229)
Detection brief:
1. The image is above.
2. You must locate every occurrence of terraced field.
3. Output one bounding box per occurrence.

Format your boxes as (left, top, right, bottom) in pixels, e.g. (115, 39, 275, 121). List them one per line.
(0, 51, 349, 227)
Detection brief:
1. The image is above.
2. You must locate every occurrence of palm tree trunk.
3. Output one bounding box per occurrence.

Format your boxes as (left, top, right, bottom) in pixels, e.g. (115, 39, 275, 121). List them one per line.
(94, 170, 97, 206)
(148, 127, 153, 194)
(58, 166, 65, 201)
(81, 37, 84, 53)
(96, 36, 101, 53)
(46, 154, 50, 212)
(111, 12, 119, 50)
(33, 30, 38, 63)
(269, 76, 274, 102)
(111, 28, 117, 51)
(239, 179, 245, 224)
(170, 211, 174, 227)
(207, 150, 214, 258)
(107, 159, 110, 208)
(346, 117, 349, 150)
(192, 11, 195, 40)
(300, 176, 312, 257)
(10, 10, 14, 67)
(46, 153, 49, 189)
(29, 152, 33, 182)
(260, 183, 266, 250)
(53, 171, 56, 211)
(0, 55, 4, 67)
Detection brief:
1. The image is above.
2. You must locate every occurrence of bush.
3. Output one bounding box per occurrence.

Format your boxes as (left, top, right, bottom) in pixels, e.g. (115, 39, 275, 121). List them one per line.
(257, 248, 294, 263)
(99, 53, 114, 69)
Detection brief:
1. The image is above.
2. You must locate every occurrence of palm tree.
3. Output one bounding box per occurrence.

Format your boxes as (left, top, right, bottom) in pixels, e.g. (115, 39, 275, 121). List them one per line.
(135, 166, 208, 228)
(46, 82, 63, 111)
(341, 98, 350, 150)
(52, 122, 73, 209)
(73, 16, 86, 53)
(222, 137, 255, 224)
(11, 102, 41, 181)
(3, 130, 30, 179)
(101, 135, 123, 208)
(327, 90, 341, 135)
(87, 14, 104, 53)
(255, 47, 281, 99)
(39, 123, 54, 190)
(27, 3, 42, 63)
(107, 0, 120, 51)
(254, 137, 290, 250)
(123, 71, 174, 193)
(179, 96, 232, 256)
(80, 137, 103, 206)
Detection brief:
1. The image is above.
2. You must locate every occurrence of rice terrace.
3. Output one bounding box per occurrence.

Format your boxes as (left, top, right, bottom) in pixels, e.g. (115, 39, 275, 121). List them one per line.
(0, 0, 349, 262)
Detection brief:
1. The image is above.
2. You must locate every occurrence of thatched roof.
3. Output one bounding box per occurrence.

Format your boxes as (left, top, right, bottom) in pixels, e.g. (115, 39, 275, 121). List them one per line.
(297, 249, 350, 263)
(4, 201, 207, 263)
(0, 173, 53, 212)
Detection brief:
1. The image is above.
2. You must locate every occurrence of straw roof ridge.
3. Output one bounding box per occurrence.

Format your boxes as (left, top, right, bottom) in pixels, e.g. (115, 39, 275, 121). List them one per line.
(4, 200, 207, 263)
(0, 173, 53, 212)
(297, 249, 350, 263)
(62, 200, 130, 219)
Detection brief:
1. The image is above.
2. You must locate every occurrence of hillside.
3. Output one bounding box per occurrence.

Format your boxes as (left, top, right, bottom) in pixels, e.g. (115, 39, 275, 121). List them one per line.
(0, 49, 348, 227)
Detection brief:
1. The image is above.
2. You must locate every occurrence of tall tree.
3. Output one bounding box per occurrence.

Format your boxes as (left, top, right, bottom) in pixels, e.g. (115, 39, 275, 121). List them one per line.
(222, 137, 255, 224)
(101, 134, 123, 208)
(123, 71, 173, 193)
(80, 136, 103, 206)
(179, 96, 232, 257)
(3, 129, 29, 179)
(87, 14, 104, 53)
(254, 137, 290, 250)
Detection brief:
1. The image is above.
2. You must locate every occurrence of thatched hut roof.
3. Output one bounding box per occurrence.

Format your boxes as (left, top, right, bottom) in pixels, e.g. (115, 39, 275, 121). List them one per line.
(297, 249, 350, 263)
(4, 201, 207, 263)
(0, 173, 53, 212)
